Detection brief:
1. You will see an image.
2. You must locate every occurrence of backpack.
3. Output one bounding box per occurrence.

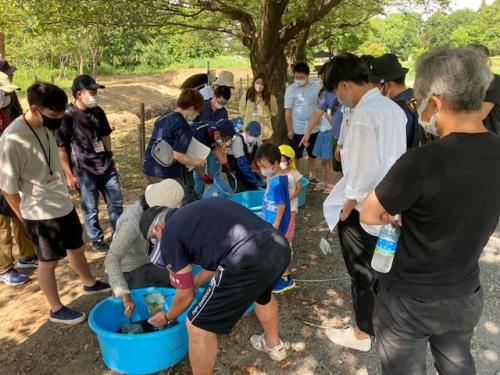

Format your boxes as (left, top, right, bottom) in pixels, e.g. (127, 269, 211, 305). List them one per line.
(394, 96, 435, 148)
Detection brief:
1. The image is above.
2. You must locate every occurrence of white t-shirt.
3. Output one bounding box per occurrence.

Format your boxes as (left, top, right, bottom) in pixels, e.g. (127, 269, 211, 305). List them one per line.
(286, 169, 303, 212)
(199, 85, 214, 101)
(0, 117, 73, 220)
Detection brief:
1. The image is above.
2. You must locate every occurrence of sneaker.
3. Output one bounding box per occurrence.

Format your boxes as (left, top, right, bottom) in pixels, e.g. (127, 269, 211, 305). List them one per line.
(250, 334, 287, 361)
(325, 325, 371, 352)
(49, 306, 86, 325)
(17, 256, 39, 269)
(0, 268, 29, 286)
(83, 280, 111, 295)
(91, 239, 109, 252)
(272, 276, 296, 294)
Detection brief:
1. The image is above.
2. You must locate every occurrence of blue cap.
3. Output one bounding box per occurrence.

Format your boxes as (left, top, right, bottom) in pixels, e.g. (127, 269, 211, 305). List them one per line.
(246, 121, 261, 136)
(212, 119, 236, 137)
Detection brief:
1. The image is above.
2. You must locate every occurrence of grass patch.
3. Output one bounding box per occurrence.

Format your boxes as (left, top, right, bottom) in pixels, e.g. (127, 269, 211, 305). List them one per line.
(11, 55, 251, 93)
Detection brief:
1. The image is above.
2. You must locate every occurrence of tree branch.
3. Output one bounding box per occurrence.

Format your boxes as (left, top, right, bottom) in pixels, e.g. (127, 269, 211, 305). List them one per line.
(281, 0, 344, 43)
(307, 16, 376, 47)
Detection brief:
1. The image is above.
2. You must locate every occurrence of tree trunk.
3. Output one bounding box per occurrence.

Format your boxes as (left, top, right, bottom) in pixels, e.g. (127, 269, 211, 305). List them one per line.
(79, 54, 85, 75)
(91, 47, 99, 77)
(58, 57, 67, 80)
(0, 32, 5, 61)
(250, 46, 289, 143)
(292, 27, 310, 65)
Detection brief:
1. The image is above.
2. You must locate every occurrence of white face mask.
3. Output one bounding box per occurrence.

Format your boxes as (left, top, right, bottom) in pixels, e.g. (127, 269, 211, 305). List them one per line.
(417, 97, 439, 137)
(246, 135, 258, 144)
(86, 95, 99, 108)
(260, 167, 274, 178)
(295, 79, 307, 86)
(279, 161, 288, 170)
(254, 83, 264, 93)
(214, 102, 225, 110)
(0, 91, 12, 109)
(338, 83, 354, 108)
(186, 111, 198, 122)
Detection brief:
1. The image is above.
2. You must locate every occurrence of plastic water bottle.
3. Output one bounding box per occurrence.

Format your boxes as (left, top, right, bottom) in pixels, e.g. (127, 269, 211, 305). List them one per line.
(371, 223, 401, 273)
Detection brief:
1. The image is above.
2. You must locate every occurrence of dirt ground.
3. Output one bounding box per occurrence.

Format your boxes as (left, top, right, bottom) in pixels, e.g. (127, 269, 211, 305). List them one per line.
(1, 71, 499, 375)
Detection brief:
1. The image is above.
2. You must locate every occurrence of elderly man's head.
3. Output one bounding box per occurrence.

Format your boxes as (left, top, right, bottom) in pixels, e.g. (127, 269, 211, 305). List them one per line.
(414, 47, 493, 136)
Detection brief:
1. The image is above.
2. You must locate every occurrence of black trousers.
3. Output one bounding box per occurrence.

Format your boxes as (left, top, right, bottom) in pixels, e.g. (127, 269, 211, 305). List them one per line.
(374, 287, 484, 375)
(337, 209, 378, 336)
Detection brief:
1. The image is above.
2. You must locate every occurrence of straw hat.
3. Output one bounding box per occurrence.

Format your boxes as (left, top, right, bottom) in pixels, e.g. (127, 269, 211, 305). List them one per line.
(213, 71, 234, 88)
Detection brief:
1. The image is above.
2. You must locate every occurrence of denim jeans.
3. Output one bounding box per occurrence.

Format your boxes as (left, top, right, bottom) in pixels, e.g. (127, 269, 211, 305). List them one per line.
(193, 152, 220, 197)
(78, 167, 124, 242)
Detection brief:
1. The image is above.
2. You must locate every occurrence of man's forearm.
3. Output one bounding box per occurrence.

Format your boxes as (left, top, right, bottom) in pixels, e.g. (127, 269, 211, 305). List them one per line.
(57, 147, 74, 179)
(102, 135, 112, 151)
(305, 110, 323, 135)
(3, 192, 22, 221)
(166, 290, 194, 320)
(285, 110, 293, 131)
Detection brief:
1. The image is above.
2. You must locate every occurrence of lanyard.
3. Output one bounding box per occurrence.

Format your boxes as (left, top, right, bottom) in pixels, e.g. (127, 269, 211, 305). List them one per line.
(23, 114, 53, 175)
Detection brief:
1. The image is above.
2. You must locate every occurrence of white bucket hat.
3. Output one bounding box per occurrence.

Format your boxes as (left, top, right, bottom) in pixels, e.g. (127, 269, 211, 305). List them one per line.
(0, 72, 19, 93)
(213, 71, 234, 88)
(144, 179, 184, 208)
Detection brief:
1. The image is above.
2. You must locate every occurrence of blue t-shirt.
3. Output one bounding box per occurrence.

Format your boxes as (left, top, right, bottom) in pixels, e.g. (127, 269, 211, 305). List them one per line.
(284, 80, 321, 134)
(142, 111, 192, 179)
(158, 198, 277, 272)
(262, 175, 291, 235)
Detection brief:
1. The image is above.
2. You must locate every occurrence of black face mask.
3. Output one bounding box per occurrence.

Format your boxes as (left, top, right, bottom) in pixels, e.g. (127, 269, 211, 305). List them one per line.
(41, 114, 63, 130)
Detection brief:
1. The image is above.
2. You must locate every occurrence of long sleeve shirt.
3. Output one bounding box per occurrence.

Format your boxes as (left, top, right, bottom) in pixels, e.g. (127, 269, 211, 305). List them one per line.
(104, 201, 151, 297)
(326, 88, 407, 236)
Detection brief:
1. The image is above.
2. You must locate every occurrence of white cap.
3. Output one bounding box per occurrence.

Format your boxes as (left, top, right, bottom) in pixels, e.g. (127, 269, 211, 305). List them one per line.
(144, 179, 184, 208)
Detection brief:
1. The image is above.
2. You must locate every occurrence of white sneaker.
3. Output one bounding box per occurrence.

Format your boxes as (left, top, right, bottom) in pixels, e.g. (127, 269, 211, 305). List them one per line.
(325, 325, 371, 352)
(250, 334, 287, 361)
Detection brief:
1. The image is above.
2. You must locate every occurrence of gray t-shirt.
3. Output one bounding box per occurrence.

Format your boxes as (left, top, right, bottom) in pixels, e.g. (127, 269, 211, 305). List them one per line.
(0, 117, 73, 220)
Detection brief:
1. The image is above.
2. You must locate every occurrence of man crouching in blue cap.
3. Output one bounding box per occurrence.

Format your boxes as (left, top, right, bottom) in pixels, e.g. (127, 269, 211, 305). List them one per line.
(139, 198, 291, 374)
(191, 118, 236, 197)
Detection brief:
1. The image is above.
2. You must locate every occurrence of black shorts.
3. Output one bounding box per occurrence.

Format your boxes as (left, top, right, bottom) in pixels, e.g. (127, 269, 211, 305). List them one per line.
(291, 132, 318, 159)
(188, 233, 291, 334)
(24, 208, 84, 262)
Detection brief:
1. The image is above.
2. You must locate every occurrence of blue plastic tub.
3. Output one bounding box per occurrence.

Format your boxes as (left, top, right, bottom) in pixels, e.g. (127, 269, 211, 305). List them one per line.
(202, 177, 233, 199)
(298, 177, 310, 207)
(88, 287, 192, 375)
(229, 190, 264, 217)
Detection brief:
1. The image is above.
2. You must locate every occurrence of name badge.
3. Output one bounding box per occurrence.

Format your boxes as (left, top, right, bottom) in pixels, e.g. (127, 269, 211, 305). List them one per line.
(93, 140, 105, 153)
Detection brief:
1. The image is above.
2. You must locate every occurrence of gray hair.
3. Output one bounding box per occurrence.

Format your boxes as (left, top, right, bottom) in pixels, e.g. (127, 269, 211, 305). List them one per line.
(414, 47, 493, 112)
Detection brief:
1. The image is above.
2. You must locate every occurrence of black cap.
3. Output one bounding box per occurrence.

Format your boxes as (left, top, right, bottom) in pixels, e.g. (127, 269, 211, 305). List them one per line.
(71, 74, 105, 95)
(0, 60, 16, 75)
(369, 54, 409, 83)
(139, 206, 166, 240)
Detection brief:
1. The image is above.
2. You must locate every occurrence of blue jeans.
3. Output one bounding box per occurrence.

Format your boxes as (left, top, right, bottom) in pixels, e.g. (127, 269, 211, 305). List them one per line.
(78, 167, 124, 242)
(193, 152, 220, 197)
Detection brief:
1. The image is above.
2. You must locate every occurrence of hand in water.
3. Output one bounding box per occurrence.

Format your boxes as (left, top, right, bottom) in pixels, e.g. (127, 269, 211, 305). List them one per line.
(148, 312, 167, 328)
(122, 294, 135, 317)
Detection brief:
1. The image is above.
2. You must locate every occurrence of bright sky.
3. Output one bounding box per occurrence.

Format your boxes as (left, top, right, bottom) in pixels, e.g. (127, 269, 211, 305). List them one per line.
(450, 0, 495, 11)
